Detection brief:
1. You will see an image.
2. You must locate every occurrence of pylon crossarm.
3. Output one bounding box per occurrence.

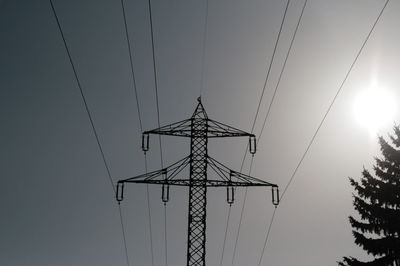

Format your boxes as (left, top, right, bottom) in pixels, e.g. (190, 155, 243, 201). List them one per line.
(121, 155, 190, 183)
(118, 179, 275, 187)
(207, 156, 279, 205)
(207, 119, 254, 138)
(207, 119, 257, 153)
(142, 118, 254, 139)
(205, 180, 276, 187)
(116, 156, 191, 202)
(207, 156, 277, 187)
(144, 118, 192, 137)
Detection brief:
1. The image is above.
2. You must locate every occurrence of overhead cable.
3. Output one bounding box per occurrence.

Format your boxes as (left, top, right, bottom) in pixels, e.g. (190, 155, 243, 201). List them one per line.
(147, 1, 168, 266)
(219, 205, 232, 266)
(257, 207, 277, 266)
(119, 0, 155, 265)
(49, 1, 131, 265)
(120, 0, 144, 132)
(147, 0, 164, 169)
(259, 0, 390, 265)
(229, 2, 291, 266)
(256, 1, 308, 265)
(119, 205, 131, 266)
(49, 0, 115, 192)
(280, 0, 390, 201)
(258, 0, 308, 142)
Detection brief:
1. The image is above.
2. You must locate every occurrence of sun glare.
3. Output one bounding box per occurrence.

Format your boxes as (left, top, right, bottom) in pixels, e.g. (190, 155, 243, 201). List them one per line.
(353, 87, 396, 135)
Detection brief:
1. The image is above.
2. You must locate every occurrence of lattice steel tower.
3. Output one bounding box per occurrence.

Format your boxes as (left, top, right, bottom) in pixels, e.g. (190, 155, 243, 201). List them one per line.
(116, 98, 279, 266)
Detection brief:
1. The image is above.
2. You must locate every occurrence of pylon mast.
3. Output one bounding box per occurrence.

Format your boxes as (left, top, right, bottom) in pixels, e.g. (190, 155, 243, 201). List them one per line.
(116, 98, 279, 266)
(187, 103, 208, 266)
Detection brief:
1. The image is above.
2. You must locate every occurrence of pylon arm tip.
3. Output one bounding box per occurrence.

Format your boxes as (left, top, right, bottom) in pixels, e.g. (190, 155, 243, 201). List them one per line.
(272, 186, 280, 206)
(116, 181, 124, 202)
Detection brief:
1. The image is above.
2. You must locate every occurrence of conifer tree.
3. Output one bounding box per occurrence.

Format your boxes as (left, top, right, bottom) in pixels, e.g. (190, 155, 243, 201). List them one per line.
(339, 126, 400, 266)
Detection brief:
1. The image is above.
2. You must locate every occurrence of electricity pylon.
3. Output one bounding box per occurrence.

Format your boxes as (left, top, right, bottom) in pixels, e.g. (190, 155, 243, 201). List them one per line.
(116, 98, 279, 266)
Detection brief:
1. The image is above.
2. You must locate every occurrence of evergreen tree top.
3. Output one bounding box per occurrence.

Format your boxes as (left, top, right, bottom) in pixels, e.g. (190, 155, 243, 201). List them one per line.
(339, 126, 400, 266)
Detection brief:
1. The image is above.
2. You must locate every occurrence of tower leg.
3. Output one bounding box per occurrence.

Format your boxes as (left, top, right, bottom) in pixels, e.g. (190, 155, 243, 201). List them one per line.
(187, 185, 207, 266)
(187, 115, 208, 266)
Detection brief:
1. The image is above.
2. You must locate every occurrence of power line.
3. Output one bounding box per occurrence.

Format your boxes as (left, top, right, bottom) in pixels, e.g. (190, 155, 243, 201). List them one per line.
(255, 1, 308, 265)
(119, 205, 131, 266)
(199, 0, 209, 96)
(147, 2, 167, 266)
(229, 2, 291, 266)
(258, 0, 308, 143)
(48, 1, 130, 265)
(229, 156, 254, 266)
(219, 205, 232, 266)
(49, 0, 115, 193)
(248, 0, 291, 137)
(119, 0, 155, 265)
(145, 157, 155, 266)
(280, 0, 390, 201)
(239, 0, 290, 174)
(120, 0, 143, 132)
(257, 207, 277, 266)
(257, 0, 390, 264)
(164, 204, 168, 266)
(147, 0, 164, 169)
(229, 188, 248, 266)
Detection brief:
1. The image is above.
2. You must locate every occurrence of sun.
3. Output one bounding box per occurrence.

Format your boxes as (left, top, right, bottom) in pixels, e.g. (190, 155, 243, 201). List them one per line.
(353, 87, 396, 135)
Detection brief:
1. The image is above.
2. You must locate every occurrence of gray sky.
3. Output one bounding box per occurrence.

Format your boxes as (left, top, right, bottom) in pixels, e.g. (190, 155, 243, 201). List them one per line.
(1, 0, 400, 265)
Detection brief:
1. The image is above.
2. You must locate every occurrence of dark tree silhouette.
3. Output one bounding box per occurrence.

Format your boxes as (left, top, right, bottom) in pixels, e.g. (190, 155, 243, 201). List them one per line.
(339, 126, 400, 266)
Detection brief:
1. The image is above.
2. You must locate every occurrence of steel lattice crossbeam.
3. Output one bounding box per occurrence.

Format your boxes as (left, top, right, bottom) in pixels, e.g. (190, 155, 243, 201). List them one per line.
(116, 98, 279, 266)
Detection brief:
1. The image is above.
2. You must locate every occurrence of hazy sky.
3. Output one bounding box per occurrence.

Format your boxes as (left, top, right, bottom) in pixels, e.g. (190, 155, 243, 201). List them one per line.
(1, 0, 400, 266)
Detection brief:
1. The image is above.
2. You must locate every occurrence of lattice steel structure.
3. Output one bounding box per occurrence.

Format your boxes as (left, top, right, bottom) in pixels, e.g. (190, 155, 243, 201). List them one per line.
(116, 98, 279, 266)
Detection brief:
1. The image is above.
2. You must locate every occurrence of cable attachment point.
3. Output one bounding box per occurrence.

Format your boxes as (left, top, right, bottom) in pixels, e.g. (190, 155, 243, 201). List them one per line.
(162, 184, 170, 204)
(142, 133, 149, 153)
(249, 135, 257, 155)
(227, 171, 235, 205)
(116, 181, 124, 202)
(272, 186, 279, 206)
(161, 169, 169, 204)
(227, 186, 234, 205)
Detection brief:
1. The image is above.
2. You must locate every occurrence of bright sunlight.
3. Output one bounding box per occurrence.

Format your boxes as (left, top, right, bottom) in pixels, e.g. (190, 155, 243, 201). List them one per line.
(353, 87, 396, 135)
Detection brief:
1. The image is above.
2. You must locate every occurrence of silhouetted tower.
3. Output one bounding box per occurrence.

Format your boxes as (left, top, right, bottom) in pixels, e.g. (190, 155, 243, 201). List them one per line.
(116, 98, 279, 266)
